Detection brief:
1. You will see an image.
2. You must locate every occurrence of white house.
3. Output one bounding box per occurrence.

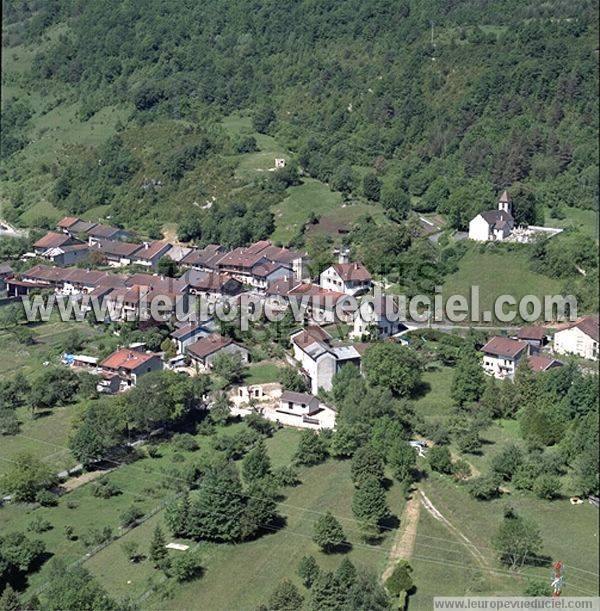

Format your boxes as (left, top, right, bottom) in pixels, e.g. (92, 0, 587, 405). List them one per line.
(186, 333, 250, 369)
(320, 256, 372, 296)
(277, 390, 336, 429)
(290, 326, 361, 394)
(481, 336, 529, 379)
(553, 316, 599, 361)
(351, 296, 407, 339)
(169, 320, 216, 355)
(469, 191, 515, 242)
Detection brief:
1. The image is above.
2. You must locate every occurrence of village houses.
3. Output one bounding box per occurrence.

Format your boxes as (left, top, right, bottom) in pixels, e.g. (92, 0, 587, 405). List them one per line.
(468, 191, 515, 242)
(553, 316, 599, 361)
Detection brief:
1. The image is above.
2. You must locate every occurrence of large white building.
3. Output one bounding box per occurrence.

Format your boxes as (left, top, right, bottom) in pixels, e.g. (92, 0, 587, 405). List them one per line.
(469, 191, 515, 242)
(553, 316, 599, 361)
(351, 296, 407, 339)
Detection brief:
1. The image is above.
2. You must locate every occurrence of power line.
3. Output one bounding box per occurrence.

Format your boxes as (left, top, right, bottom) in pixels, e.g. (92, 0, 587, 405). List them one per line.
(5, 432, 599, 589)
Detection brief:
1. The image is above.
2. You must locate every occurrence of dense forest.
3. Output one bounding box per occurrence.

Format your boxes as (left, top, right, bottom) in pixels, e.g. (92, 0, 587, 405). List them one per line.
(2, 0, 598, 222)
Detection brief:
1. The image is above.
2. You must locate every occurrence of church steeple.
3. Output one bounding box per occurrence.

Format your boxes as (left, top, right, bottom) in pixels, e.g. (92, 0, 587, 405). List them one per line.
(498, 190, 512, 214)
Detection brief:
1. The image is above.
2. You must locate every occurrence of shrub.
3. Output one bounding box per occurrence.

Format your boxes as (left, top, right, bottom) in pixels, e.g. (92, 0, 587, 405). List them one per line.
(172, 433, 199, 452)
(171, 452, 185, 463)
(532, 474, 560, 500)
(272, 466, 299, 488)
(171, 550, 203, 582)
(467, 474, 501, 500)
(428, 446, 454, 474)
(28, 515, 53, 533)
(119, 505, 144, 528)
(35, 489, 58, 506)
(91, 478, 122, 499)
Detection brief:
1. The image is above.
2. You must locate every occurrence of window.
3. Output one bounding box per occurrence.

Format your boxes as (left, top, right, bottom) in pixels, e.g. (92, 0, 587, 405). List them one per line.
(288, 402, 293, 409)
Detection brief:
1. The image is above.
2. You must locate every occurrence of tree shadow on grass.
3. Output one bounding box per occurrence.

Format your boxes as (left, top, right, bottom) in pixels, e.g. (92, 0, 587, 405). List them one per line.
(410, 380, 431, 400)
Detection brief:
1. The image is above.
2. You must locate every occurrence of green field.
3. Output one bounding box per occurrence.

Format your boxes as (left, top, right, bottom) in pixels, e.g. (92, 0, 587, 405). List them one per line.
(441, 247, 563, 321)
(271, 178, 343, 244)
(544, 207, 599, 241)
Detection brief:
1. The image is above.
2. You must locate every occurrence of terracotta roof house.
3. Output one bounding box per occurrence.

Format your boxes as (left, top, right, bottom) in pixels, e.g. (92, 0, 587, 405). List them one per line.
(41, 243, 90, 266)
(351, 295, 407, 339)
(131, 241, 172, 269)
(57, 216, 81, 230)
(180, 269, 243, 297)
(553, 315, 599, 361)
(90, 238, 142, 266)
(320, 260, 372, 296)
(482, 336, 529, 379)
(186, 333, 249, 368)
(180, 245, 228, 271)
(287, 283, 354, 324)
(100, 348, 163, 387)
(516, 326, 547, 353)
(33, 232, 77, 254)
(165, 245, 192, 263)
(86, 223, 128, 241)
(527, 355, 563, 373)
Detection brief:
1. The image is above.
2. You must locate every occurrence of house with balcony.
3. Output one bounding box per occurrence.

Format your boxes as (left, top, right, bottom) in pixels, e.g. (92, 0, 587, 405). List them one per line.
(481, 336, 529, 379)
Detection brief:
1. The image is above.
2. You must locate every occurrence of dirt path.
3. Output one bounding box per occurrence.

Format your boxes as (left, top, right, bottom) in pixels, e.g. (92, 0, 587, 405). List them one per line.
(60, 469, 111, 492)
(382, 492, 421, 582)
(419, 490, 489, 568)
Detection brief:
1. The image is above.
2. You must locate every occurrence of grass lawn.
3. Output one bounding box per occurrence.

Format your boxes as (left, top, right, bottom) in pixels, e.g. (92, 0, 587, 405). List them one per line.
(544, 207, 599, 241)
(143, 447, 405, 610)
(244, 361, 282, 385)
(0, 405, 80, 476)
(271, 178, 343, 245)
(441, 246, 562, 322)
(417, 473, 599, 600)
(411, 364, 455, 422)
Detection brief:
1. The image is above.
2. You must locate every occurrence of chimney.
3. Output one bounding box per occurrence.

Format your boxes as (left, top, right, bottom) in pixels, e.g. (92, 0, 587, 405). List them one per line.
(338, 249, 350, 264)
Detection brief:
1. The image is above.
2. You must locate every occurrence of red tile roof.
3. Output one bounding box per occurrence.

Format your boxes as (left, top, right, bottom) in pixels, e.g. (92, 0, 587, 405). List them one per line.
(482, 336, 528, 359)
(569, 316, 599, 342)
(291, 326, 332, 350)
(57, 216, 81, 229)
(332, 262, 372, 282)
(186, 334, 236, 359)
(133, 241, 171, 261)
(33, 232, 73, 250)
(101, 349, 159, 371)
(517, 326, 546, 341)
(528, 355, 562, 373)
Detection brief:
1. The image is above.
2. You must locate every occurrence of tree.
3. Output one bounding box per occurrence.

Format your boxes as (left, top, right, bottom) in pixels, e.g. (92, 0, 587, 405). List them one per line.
(351, 445, 385, 488)
(69, 399, 123, 466)
(157, 256, 178, 278)
(309, 571, 347, 611)
(335, 558, 357, 589)
(347, 569, 391, 611)
(532, 473, 560, 500)
(362, 343, 422, 397)
(279, 367, 308, 392)
(0, 532, 45, 593)
(121, 540, 141, 563)
(493, 508, 543, 570)
(363, 173, 381, 201)
(298, 555, 320, 589)
(387, 439, 416, 486)
(44, 559, 119, 610)
(187, 463, 246, 542)
(490, 444, 523, 481)
(381, 179, 410, 221)
(252, 105, 276, 133)
(480, 376, 501, 418)
(240, 480, 279, 540)
(149, 525, 168, 569)
(312, 512, 346, 553)
(210, 392, 232, 426)
(329, 422, 370, 458)
(428, 446, 454, 474)
(267, 579, 304, 610)
(352, 476, 388, 539)
(212, 352, 247, 385)
(0, 452, 57, 502)
(0, 585, 20, 611)
(0, 409, 19, 436)
(451, 349, 485, 406)
(467, 473, 501, 500)
(293, 431, 328, 466)
(160, 338, 177, 359)
(165, 492, 191, 538)
(456, 426, 482, 454)
(242, 439, 271, 482)
(171, 550, 203, 582)
(385, 559, 414, 598)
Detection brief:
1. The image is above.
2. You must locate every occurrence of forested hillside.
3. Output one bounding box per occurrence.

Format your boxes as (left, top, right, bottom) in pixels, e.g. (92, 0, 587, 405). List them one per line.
(2, 0, 598, 228)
